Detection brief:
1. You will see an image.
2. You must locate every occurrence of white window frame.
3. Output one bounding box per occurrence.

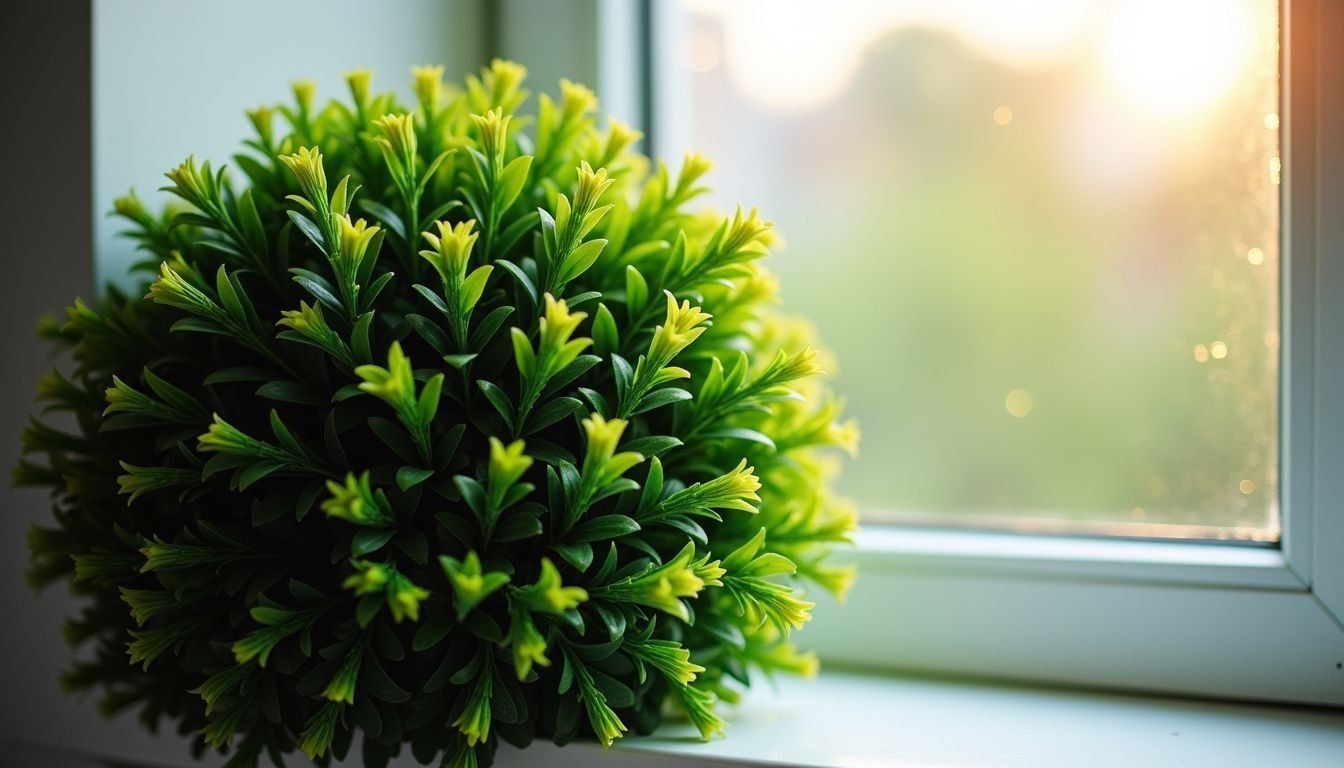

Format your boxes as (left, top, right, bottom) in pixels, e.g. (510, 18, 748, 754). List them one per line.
(506, 0, 1344, 706)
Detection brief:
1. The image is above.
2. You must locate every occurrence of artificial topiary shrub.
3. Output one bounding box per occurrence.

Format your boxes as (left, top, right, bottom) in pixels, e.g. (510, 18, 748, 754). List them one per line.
(18, 60, 858, 768)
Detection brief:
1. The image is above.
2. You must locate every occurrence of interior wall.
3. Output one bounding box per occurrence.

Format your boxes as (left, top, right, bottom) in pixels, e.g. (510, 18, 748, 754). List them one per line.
(0, 0, 106, 760)
(92, 0, 488, 286)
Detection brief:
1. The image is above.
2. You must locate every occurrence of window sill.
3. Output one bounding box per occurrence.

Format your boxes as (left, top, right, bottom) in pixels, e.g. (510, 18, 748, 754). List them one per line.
(847, 526, 1300, 589)
(8, 670, 1343, 767)
(541, 670, 1344, 768)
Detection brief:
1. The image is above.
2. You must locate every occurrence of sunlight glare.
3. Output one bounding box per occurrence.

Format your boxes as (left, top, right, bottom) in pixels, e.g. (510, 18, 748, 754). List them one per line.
(954, 0, 1095, 69)
(715, 0, 871, 112)
(1099, 0, 1257, 118)
(682, 0, 1095, 114)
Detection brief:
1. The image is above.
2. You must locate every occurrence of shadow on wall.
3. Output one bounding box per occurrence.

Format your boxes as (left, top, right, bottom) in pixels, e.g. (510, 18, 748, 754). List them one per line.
(0, 0, 107, 761)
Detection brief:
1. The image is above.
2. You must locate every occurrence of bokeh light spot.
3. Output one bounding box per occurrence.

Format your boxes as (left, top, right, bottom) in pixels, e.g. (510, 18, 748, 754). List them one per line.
(1005, 388, 1034, 417)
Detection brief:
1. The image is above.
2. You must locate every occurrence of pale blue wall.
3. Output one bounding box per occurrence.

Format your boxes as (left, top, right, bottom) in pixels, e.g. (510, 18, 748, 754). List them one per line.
(93, 0, 486, 286)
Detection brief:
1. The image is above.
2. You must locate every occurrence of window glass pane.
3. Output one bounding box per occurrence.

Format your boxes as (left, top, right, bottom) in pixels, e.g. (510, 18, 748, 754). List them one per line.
(658, 0, 1280, 540)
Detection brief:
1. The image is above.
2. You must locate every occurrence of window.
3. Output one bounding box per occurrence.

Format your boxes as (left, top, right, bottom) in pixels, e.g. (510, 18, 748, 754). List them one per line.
(655, 0, 1281, 542)
(505, 0, 1344, 710)
(18, 3, 1329, 767)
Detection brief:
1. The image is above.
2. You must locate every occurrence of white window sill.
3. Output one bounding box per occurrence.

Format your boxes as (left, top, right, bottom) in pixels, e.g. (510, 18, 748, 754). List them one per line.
(514, 670, 1344, 768)
(9, 670, 1344, 767)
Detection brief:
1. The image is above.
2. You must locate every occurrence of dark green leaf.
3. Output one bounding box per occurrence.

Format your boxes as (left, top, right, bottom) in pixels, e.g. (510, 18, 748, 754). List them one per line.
(493, 668, 529, 725)
(577, 387, 611, 418)
(493, 511, 543, 543)
(555, 691, 580, 742)
(297, 481, 325, 521)
(589, 669, 635, 708)
(169, 317, 230, 336)
(290, 269, 344, 313)
(464, 611, 503, 643)
(405, 314, 450, 355)
(352, 528, 397, 558)
(204, 366, 275, 385)
(356, 595, 383, 628)
(287, 210, 326, 251)
(358, 199, 406, 241)
(592, 303, 618, 356)
(421, 198, 464, 226)
(496, 210, 539, 255)
(557, 654, 575, 696)
(453, 476, 487, 518)
(491, 675, 520, 723)
(591, 478, 639, 503)
(368, 417, 420, 464)
(611, 354, 632, 407)
(621, 435, 682, 456)
(593, 542, 620, 584)
(256, 380, 325, 406)
(333, 383, 364, 402)
(637, 457, 664, 515)
(659, 514, 708, 545)
(542, 355, 601, 396)
(394, 530, 429, 565)
(551, 541, 593, 572)
(701, 427, 776, 450)
(592, 603, 626, 640)
(476, 380, 515, 430)
(435, 510, 475, 548)
(495, 259, 538, 306)
(323, 413, 348, 469)
(412, 284, 451, 316)
(361, 654, 411, 703)
(564, 290, 602, 309)
(434, 423, 466, 471)
(569, 515, 640, 543)
(236, 459, 288, 491)
(633, 387, 692, 415)
(374, 618, 405, 661)
(697, 614, 746, 650)
(142, 368, 207, 418)
(524, 397, 582, 434)
(450, 649, 485, 685)
(469, 305, 515, 351)
(351, 311, 374, 363)
(395, 466, 434, 491)
(567, 635, 623, 662)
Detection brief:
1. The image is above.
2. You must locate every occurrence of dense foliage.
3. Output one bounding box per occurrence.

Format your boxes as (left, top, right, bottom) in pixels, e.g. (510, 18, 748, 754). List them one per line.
(18, 61, 857, 767)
